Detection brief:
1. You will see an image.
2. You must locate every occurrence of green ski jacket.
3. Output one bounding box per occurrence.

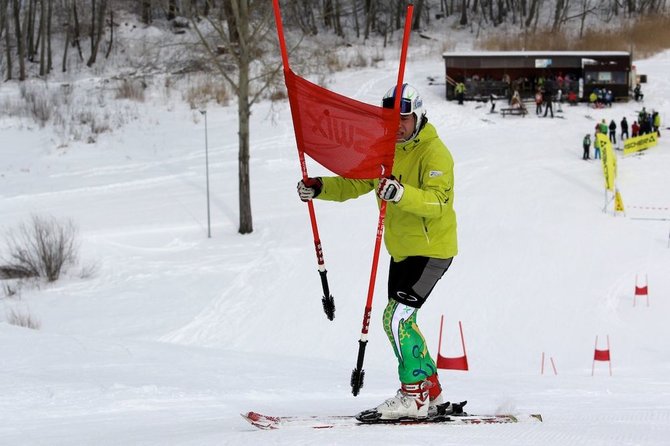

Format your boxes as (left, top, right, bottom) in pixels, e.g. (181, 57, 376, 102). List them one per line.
(317, 123, 458, 262)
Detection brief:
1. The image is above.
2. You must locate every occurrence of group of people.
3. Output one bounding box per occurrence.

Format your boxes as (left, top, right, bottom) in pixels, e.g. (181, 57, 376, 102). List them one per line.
(637, 107, 662, 137)
(588, 88, 615, 108)
(581, 109, 662, 160)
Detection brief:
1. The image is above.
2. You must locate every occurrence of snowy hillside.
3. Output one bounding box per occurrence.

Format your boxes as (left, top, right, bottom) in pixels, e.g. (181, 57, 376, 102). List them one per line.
(1, 27, 670, 445)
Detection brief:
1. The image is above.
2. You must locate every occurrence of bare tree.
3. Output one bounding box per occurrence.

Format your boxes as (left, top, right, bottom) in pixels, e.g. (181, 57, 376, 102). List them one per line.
(142, 0, 152, 24)
(1, 0, 11, 80)
(191, 1, 283, 234)
(460, 0, 468, 24)
(87, 0, 108, 66)
(11, 0, 25, 80)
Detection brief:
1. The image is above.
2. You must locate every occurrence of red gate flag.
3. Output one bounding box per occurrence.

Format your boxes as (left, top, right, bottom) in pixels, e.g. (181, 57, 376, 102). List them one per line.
(284, 69, 397, 179)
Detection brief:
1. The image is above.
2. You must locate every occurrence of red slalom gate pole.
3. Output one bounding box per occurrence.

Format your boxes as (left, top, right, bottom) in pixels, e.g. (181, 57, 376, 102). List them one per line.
(272, 0, 335, 320)
(350, 4, 414, 397)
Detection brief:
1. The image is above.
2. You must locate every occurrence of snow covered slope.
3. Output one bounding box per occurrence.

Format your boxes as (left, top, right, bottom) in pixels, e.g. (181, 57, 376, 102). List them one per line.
(1, 42, 669, 445)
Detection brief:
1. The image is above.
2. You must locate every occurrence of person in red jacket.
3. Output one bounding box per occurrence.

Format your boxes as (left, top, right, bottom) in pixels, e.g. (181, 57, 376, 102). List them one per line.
(632, 120, 640, 137)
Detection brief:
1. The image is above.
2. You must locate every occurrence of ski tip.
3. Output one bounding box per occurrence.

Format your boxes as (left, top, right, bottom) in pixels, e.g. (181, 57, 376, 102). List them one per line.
(530, 414, 543, 422)
(241, 412, 277, 430)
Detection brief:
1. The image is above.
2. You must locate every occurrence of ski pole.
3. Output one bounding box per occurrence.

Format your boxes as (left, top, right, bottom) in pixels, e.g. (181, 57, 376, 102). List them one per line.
(350, 3, 414, 397)
(350, 200, 387, 396)
(300, 155, 336, 321)
(272, 0, 335, 321)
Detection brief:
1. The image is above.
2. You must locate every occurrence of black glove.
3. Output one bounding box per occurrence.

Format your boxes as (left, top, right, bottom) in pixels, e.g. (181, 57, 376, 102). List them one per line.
(377, 176, 404, 203)
(297, 177, 323, 202)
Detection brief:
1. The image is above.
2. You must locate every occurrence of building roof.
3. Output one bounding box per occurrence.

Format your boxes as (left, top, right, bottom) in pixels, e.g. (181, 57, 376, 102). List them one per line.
(442, 51, 631, 58)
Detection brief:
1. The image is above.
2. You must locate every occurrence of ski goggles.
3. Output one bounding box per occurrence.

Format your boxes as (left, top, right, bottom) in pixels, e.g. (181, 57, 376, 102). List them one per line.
(382, 97, 414, 115)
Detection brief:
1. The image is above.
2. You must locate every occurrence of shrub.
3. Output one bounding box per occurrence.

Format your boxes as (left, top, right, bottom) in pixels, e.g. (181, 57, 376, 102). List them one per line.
(1, 216, 79, 282)
(115, 79, 146, 102)
(6, 308, 41, 330)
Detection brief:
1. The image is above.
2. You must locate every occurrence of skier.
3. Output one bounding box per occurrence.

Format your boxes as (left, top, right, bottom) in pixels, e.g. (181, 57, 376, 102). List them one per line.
(297, 84, 458, 420)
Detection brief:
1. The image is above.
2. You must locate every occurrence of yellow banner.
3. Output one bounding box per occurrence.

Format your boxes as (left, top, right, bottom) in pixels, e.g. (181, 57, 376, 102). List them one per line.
(615, 190, 625, 213)
(623, 132, 659, 155)
(597, 133, 616, 191)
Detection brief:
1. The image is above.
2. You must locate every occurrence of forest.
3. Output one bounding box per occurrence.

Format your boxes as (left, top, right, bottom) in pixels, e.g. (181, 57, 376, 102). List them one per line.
(1, 0, 668, 82)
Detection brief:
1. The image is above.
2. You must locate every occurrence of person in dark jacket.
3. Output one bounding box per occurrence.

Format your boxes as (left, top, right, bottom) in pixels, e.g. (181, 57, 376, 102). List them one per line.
(583, 134, 591, 160)
(621, 117, 629, 141)
(543, 86, 554, 118)
(609, 120, 617, 144)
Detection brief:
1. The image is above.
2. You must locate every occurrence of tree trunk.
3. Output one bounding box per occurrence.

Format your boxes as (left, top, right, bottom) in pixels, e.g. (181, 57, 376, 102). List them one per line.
(236, 0, 252, 234)
(525, 0, 539, 27)
(90, 0, 95, 55)
(46, 0, 51, 73)
(222, 0, 239, 43)
(11, 0, 25, 80)
(352, 0, 359, 37)
(413, 0, 425, 30)
(72, 0, 83, 61)
(105, 6, 113, 59)
(62, 0, 70, 72)
(86, 0, 107, 67)
(25, 0, 35, 61)
(460, 0, 468, 25)
(364, 0, 372, 39)
(141, 0, 151, 24)
(167, 0, 178, 20)
(38, 0, 45, 75)
(2, 0, 12, 80)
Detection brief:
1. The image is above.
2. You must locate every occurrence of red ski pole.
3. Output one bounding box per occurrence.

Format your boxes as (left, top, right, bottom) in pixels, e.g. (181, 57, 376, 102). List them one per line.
(350, 4, 414, 396)
(272, 0, 335, 320)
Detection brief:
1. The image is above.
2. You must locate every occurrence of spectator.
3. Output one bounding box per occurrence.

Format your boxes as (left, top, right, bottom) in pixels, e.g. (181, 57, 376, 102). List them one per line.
(605, 90, 614, 107)
(653, 111, 661, 137)
(632, 120, 640, 137)
(621, 117, 629, 140)
(455, 81, 465, 105)
(599, 119, 608, 135)
(594, 134, 601, 159)
(589, 91, 598, 108)
(543, 87, 554, 118)
(583, 134, 591, 160)
(634, 83, 644, 102)
(609, 120, 617, 144)
(568, 90, 578, 105)
(535, 90, 543, 115)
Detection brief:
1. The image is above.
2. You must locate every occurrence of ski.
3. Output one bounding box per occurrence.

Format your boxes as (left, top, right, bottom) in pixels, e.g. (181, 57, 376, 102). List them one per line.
(241, 410, 543, 430)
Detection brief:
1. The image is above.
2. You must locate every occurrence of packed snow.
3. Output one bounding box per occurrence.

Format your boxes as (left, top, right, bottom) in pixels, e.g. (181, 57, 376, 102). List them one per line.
(1, 33, 669, 445)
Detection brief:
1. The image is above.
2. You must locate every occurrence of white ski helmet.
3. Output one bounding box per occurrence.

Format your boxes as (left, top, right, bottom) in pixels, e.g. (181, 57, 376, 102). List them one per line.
(382, 83, 426, 139)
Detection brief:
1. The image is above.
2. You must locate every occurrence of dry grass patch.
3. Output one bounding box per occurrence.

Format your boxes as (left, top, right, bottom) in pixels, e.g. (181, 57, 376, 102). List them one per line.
(476, 16, 670, 58)
(6, 308, 41, 330)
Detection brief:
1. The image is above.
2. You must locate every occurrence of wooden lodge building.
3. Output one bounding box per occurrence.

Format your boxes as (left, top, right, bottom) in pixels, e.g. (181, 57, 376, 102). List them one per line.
(442, 51, 633, 102)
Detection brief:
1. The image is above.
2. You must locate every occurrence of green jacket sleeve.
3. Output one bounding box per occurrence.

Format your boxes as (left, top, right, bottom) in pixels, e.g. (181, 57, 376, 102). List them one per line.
(317, 177, 375, 202)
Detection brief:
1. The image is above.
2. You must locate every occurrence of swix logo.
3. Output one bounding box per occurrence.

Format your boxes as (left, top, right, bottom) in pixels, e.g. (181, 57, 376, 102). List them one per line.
(309, 109, 356, 147)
